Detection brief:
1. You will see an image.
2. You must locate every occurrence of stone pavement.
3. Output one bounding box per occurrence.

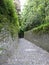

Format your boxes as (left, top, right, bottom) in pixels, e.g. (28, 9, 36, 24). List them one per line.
(2, 38, 49, 65)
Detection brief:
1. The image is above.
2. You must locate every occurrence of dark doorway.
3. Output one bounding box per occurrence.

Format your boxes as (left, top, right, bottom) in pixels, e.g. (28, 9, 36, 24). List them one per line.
(18, 30, 24, 38)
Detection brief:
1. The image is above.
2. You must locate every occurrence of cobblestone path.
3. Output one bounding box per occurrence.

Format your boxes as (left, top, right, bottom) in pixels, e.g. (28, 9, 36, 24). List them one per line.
(3, 38, 49, 65)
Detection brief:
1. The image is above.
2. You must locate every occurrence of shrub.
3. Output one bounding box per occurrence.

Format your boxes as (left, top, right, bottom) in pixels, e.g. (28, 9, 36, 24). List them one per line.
(0, 0, 19, 37)
(32, 23, 49, 34)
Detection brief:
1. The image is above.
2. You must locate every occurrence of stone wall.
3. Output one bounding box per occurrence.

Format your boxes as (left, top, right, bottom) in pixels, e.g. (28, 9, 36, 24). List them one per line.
(14, 0, 21, 13)
(0, 30, 18, 65)
(24, 31, 49, 52)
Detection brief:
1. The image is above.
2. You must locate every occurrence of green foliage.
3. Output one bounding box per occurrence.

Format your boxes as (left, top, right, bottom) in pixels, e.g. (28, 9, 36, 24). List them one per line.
(0, 48, 5, 50)
(21, 0, 49, 32)
(32, 23, 49, 34)
(0, 0, 19, 37)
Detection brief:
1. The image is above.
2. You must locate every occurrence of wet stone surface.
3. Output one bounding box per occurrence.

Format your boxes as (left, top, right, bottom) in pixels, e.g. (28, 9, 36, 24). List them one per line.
(1, 38, 49, 65)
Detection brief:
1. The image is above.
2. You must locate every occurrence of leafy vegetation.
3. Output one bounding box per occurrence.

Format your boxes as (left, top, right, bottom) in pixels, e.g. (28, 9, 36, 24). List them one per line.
(0, 0, 49, 36)
(21, 0, 49, 33)
(0, 0, 19, 37)
(32, 23, 49, 34)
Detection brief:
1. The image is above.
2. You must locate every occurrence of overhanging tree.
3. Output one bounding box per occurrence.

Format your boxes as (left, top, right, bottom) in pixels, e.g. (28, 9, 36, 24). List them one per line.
(21, 0, 49, 31)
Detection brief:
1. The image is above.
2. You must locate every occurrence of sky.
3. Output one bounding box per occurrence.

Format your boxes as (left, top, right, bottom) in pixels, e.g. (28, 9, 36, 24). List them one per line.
(20, 0, 26, 10)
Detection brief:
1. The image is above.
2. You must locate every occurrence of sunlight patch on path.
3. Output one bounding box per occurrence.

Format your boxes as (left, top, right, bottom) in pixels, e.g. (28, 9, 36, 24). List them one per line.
(25, 49, 37, 52)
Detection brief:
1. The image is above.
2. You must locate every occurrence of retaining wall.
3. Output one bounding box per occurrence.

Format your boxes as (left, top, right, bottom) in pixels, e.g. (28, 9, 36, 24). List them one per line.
(24, 31, 49, 52)
(0, 31, 18, 65)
